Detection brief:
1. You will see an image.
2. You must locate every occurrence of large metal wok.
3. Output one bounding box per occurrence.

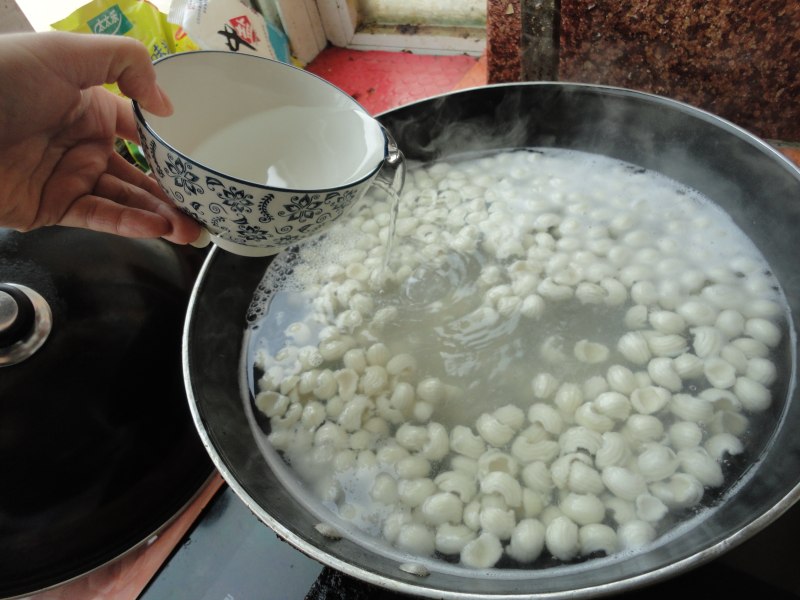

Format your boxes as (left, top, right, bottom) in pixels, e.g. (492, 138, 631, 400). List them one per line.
(184, 83, 800, 598)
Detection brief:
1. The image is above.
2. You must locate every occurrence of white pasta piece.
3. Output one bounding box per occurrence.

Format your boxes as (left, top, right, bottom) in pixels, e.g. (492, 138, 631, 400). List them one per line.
(364, 416, 390, 438)
(389, 382, 415, 415)
(644, 331, 688, 358)
(579, 523, 618, 557)
(338, 395, 373, 432)
(731, 336, 770, 358)
(672, 353, 704, 379)
(601, 466, 647, 501)
(649, 310, 687, 335)
(559, 493, 605, 525)
(370, 306, 399, 331)
(476, 413, 516, 447)
(593, 391, 632, 421)
(255, 390, 289, 418)
(478, 450, 520, 478)
(333, 448, 356, 472)
(670, 393, 713, 424)
(630, 281, 658, 306)
(460, 532, 504, 568)
(647, 357, 682, 392)
(422, 423, 450, 461)
(677, 447, 724, 487)
(396, 523, 435, 556)
(412, 401, 435, 423)
(545, 516, 580, 561)
(349, 429, 374, 451)
(623, 415, 665, 447)
(297, 370, 320, 396)
(325, 396, 345, 420)
(559, 426, 604, 454)
(698, 387, 742, 411)
(744, 298, 784, 320)
(605, 365, 636, 395)
(301, 401, 327, 430)
(595, 432, 632, 470)
(617, 520, 656, 550)
(479, 506, 516, 540)
(624, 305, 649, 330)
(398, 478, 438, 507)
(520, 294, 546, 319)
(555, 382, 584, 421)
(512, 273, 540, 297)
(668, 421, 703, 450)
(313, 370, 337, 400)
(463, 500, 481, 531)
(582, 376, 608, 401)
(539, 505, 565, 528)
(703, 356, 737, 389)
(521, 461, 555, 494)
(733, 376, 771, 411)
(746, 357, 777, 386)
(636, 443, 679, 482)
(376, 394, 403, 423)
(359, 365, 389, 396)
(691, 326, 724, 359)
(507, 519, 546, 563)
(744, 317, 782, 347)
(704, 432, 745, 461)
(481, 471, 523, 508)
(363, 342, 389, 366)
(521, 488, 547, 517)
(395, 423, 429, 452)
(494, 405, 526, 431)
(701, 283, 744, 310)
(511, 431, 560, 464)
(532, 372, 560, 399)
(335, 309, 363, 333)
(416, 377, 446, 404)
(574, 340, 610, 364)
(435, 523, 477, 555)
(396, 455, 432, 479)
(575, 281, 606, 304)
(342, 348, 367, 373)
(656, 280, 683, 310)
(527, 403, 564, 435)
(550, 452, 592, 488)
(435, 470, 477, 503)
(617, 331, 652, 365)
(600, 278, 627, 306)
(635, 493, 668, 522)
(319, 338, 353, 362)
(313, 421, 349, 450)
(421, 492, 464, 526)
(335, 368, 359, 401)
(386, 353, 418, 378)
(650, 473, 704, 509)
(715, 309, 746, 339)
(603, 495, 636, 525)
(677, 299, 718, 326)
(574, 404, 615, 433)
(720, 344, 749, 374)
(371, 473, 399, 504)
(630, 386, 671, 415)
(450, 425, 486, 459)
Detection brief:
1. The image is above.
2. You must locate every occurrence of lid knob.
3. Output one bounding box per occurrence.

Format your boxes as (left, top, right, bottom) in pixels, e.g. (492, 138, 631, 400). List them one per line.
(0, 283, 52, 366)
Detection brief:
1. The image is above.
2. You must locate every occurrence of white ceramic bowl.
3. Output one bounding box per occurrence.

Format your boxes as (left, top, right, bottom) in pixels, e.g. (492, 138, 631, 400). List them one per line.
(134, 51, 389, 257)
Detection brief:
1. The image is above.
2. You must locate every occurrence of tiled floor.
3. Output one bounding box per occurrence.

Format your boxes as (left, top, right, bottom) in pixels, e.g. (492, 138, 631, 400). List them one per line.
(306, 46, 485, 115)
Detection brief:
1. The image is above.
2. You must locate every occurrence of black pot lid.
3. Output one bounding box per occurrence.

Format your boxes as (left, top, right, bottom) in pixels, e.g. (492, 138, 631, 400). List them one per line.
(0, 227, 214, 598)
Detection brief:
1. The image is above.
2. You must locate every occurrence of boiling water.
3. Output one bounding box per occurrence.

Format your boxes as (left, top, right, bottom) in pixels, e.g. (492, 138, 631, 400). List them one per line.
(188, 105, 385, 189)
(245, 148, 791, 570)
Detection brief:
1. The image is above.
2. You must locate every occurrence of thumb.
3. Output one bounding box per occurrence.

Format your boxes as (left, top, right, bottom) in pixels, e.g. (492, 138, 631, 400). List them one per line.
(41, 31, 173, 116)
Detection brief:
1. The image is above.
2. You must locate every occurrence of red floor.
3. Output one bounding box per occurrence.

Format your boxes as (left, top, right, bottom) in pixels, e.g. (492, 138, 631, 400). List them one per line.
(306, 46, 484, 115)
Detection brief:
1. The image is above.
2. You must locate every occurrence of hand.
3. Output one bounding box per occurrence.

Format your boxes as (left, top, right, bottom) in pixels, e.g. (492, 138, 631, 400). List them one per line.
(0, 31, 201, 244)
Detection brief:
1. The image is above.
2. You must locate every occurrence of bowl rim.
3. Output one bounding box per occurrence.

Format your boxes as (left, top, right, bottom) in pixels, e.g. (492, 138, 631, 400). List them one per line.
(132, 50, 388, 193)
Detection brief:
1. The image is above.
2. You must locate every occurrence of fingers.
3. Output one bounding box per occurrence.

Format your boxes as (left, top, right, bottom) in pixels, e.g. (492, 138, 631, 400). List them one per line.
(39, 31, 173, 117)
(103, 153, 203, 244)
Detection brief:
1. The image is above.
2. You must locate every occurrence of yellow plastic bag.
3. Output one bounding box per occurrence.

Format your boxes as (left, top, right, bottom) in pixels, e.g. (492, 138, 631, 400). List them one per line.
(51, 0, 200, 170)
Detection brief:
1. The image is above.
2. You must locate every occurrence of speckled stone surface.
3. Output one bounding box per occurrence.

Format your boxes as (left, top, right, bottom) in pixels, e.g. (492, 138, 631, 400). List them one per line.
(487, 0, 522, 83)
(557, 0, 800, 141)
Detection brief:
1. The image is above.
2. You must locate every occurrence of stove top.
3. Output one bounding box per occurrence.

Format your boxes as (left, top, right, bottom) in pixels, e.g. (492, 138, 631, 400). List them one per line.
(140, 485, 800, 600)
